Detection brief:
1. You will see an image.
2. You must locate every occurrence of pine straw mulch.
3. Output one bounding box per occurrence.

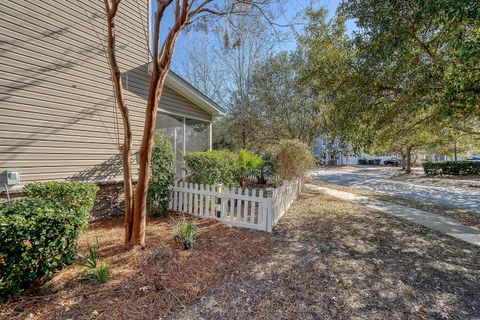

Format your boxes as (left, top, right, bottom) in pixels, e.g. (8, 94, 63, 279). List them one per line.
(173, 191, 480, 320)
(1, 215, 273, 320)
(306, 178, 480, 229)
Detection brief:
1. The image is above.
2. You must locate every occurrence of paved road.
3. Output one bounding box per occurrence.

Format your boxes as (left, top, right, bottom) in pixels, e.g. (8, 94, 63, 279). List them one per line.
(311, 167, 480, 212)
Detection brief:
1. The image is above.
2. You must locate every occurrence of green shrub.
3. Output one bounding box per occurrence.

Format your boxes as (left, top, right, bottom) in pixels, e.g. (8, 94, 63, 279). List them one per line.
(237, 149, 264, 187)
(269, 139, 315, 181)
(0, 181, 98, 300)
(24, 181, 98, 219)
(148, 132, 175, 217)
(184, 150, 239, 187)
(423, 161, 480, 176)
(172, 220, 197, 250)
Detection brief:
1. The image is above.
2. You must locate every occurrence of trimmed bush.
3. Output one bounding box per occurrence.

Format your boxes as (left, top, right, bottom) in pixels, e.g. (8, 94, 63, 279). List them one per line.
(0, 181, 98, 300)
(270, 139, 315, 181)
(147, 132, 175, 216)
(24, 181, 98, 218)
(184, 150, 239, 187)
(423, 161, 480, 176)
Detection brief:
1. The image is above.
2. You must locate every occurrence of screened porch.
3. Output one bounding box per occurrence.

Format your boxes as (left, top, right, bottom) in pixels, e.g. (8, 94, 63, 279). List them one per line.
(156, 112, 212, 177)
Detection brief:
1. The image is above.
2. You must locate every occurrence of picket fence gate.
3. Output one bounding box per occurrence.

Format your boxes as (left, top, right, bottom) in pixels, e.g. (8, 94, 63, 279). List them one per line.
(169, 178, 302, 232)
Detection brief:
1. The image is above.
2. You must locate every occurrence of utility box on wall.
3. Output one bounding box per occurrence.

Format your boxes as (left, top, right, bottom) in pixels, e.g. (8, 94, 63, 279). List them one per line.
(1, 171, 21, 186)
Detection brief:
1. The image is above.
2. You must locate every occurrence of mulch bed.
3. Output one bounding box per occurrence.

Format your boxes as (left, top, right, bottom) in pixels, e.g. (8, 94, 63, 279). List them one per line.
(3, 186, 480, 319)
(1, 215, 273, 320)
(307, 178, 480, 228)
(173, 191, 480, 319)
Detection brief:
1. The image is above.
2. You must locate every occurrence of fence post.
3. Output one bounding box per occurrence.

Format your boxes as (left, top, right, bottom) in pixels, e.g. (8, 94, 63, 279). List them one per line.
(265, 187, 274, 232)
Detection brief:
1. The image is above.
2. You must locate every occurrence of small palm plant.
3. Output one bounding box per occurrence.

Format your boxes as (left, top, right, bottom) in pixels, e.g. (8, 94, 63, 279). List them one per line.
(78, 239, 109, 284)
(78, 240, 99, 270)
(172, 220, 197, 250)
(237, 149, 264, 188)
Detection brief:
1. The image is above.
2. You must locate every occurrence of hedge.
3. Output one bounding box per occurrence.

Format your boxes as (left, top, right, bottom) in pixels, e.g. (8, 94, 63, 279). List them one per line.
(0, 181, 98, 300)
(184, 150, 239, 187)
(423, 161, 480, 176)
(24, 181, 98, 218)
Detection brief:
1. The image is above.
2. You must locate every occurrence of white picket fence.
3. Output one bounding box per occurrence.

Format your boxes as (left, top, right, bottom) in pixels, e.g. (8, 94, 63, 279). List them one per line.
(169, 178, 302, 232)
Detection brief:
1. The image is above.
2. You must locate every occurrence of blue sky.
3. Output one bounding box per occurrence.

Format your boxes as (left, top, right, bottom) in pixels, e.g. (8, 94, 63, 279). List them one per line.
(151, 0, 356, 71)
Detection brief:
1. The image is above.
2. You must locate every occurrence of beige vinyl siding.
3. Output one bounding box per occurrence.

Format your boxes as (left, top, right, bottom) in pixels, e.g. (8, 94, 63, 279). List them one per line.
(160, 86, 212, 121)
(0, 0, 213, 185)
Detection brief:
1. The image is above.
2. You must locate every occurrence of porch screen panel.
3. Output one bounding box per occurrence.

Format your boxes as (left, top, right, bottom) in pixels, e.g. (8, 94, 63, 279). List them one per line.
(155, 114, 184, 176)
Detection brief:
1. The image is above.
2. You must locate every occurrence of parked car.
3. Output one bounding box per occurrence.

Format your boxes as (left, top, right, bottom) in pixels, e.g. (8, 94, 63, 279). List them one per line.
(384, 158, 403, 166)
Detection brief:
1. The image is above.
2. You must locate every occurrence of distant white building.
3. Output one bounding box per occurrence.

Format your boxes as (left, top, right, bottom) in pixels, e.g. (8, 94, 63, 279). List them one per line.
(312, 137, 396, 166)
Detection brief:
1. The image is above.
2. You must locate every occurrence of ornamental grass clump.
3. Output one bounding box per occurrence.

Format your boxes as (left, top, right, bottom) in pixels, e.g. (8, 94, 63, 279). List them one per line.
(172, 220, 197, 250)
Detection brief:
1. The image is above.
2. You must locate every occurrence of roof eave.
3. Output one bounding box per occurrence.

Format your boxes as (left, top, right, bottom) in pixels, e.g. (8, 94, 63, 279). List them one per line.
(147, 62, 226, 116)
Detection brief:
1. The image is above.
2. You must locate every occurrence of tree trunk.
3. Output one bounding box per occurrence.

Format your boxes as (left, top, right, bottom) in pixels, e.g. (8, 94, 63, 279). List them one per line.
(104, 1, 135, 244)
(132, 11, 183, 246)
(400, 149, 407, 170)
(405, 146, 412, 174)
(132, 69, 168, 246)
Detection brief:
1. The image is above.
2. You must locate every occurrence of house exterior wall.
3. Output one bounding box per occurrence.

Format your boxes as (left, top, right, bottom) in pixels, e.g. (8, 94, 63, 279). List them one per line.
(0, 0, 212, 187)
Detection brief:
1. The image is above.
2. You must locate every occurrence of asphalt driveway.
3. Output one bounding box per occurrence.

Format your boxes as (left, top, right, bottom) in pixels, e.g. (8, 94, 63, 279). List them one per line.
(311, 167, 480, 213)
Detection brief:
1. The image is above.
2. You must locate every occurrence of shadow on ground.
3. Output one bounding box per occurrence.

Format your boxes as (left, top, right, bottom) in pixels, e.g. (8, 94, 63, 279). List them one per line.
(172, 191, 480, 320)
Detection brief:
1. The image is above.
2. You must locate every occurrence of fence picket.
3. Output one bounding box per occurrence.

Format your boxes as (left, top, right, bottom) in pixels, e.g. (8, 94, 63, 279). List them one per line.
(243, 192, 248, 223)
(171, 181, 180, 211)
(194, 185, 197, 215)
(250, 189, 256, 224)
(205, 185, 211, 218)
(180, 182, 185, 213)
(198, 184, 204, 217)
(234, 188, 243, 221)
(228, 188, 235, 221)
(211, 185, 217, 219)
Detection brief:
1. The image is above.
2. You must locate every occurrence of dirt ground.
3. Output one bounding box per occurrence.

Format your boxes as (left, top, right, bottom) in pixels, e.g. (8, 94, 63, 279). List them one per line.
(307, 178, 480, 228)
(3, 190, 480, 319)
(1, 216, 273, 320)
(172, 191, 480, 319)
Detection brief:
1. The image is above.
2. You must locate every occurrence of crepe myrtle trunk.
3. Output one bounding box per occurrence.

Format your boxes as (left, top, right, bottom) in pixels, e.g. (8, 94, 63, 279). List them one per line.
(132, 70, 169, 246)
(104, 0, 134, 244)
